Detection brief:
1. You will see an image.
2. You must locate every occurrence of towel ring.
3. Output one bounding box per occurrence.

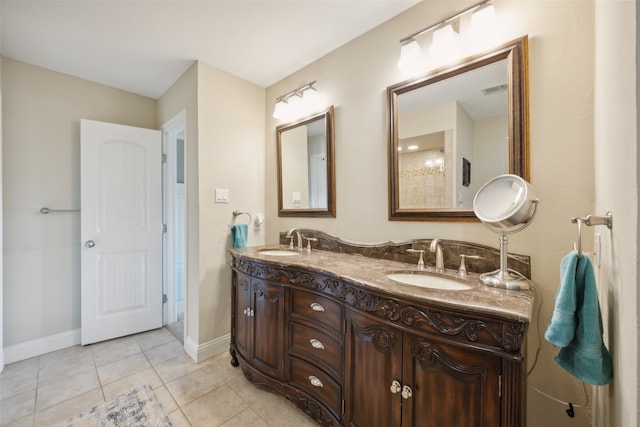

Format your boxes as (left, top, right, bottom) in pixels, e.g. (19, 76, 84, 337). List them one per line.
(232, 210, 252, 225)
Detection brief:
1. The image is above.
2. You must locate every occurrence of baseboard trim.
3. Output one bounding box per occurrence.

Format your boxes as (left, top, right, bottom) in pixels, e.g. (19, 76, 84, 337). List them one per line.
(4, 329, 230, 366)
(4, 329, 81, 364)
(184, 333, 230, 363)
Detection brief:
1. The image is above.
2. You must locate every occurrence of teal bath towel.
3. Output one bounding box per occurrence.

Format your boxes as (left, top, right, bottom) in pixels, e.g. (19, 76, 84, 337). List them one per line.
(231, 224, 248, 249)
(544, 250, 612, 385)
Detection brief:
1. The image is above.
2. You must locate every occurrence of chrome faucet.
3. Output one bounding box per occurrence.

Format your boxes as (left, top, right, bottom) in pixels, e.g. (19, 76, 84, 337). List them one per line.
(286, 228, 303, 250)
(430, 239, 445, 272)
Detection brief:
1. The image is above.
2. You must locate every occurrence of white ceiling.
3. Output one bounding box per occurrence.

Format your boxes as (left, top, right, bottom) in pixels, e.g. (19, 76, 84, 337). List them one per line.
(0, 0, 421, 99)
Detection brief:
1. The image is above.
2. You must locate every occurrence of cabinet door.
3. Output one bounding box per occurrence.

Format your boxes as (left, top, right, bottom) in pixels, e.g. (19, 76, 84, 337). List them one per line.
(344, 309, 402, 427)
(402, 334, 501, 427)
(251, 279, 286, 379)
(234, 272, 252, 361)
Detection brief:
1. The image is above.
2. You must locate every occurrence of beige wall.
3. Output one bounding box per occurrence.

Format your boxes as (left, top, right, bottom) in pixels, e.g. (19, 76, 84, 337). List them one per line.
(593, 2, 637, 426)
(158, 62, 201, 352)
(265, 1, 611, 426)
(158, 61, 265, 360)
(0, 51, 4, 371)
(2, 58, 157, 348)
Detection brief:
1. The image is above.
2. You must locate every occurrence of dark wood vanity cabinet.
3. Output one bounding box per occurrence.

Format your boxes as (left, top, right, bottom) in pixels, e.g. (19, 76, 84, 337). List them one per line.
(230, 255, 527, 427)
(344, 309, 501, 427)
(232, 271, 286, 380)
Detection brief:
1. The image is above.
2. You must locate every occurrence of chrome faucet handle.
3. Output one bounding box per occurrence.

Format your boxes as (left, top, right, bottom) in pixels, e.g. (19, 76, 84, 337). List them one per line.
(287, 235, 295, 249)
(406, 249, 426, 270)
(458, 254, 482, 278)
(303, 236, 318, 253)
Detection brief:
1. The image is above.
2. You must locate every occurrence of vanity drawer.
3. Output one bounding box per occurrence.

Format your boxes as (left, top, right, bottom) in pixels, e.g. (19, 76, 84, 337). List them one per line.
(290, 356, 341, 417)
(291, 290, 341, 333)
(290, 322, 342, 377)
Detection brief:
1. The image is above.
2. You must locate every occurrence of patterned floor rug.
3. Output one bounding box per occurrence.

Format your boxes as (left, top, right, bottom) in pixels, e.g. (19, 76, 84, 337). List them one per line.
(53, 385, 173, 427)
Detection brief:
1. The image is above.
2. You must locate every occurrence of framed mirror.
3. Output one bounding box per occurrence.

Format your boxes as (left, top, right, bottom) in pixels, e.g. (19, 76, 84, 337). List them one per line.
(277, 106, 336, 217)
(388, 36, 529, 221)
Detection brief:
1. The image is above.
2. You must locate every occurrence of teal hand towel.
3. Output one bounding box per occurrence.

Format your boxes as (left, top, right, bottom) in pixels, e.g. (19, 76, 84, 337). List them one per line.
(544, 250, 612, 385)
(231, 224, 248, 249)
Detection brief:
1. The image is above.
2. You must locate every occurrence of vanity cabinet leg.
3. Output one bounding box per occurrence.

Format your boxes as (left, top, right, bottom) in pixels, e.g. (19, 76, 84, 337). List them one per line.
(230, 347, 239, 367)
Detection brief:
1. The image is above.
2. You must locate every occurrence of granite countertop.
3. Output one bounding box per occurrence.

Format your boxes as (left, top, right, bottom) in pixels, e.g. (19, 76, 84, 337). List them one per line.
(230, 245, 534, 324)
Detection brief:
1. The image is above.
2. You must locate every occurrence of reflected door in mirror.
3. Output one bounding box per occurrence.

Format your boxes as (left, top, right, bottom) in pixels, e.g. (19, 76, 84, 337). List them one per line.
(280, 123, 327, 209)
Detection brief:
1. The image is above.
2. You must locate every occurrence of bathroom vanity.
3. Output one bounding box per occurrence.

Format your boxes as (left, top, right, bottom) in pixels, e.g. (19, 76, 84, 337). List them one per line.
(229, 232, 534, 427)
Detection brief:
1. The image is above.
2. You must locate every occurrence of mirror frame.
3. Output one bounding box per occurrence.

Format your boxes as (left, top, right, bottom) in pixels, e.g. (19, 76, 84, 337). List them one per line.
(388, 36, 529, 221)
(277, 105, 336, 217)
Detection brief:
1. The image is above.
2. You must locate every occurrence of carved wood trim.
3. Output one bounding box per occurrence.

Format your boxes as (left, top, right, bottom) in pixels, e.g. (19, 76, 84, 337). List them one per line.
(233, 258, 525, 356)
(411, 339, 484, 380)
(286, 394, 335, 427)
(352, 323, 397, 354)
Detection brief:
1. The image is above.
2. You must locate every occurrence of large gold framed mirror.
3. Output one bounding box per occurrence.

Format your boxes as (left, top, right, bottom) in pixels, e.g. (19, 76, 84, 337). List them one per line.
(388, 36, 529, 221)
(277, 106, 335, 217)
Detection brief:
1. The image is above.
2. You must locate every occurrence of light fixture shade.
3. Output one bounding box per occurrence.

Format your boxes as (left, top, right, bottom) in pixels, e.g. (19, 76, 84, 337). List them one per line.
(302, 87, 321, 114)
(397, 38, 422, 71)
(272, 100, 288, 119)
(287, 93, 302, 110)
(472, 3, 495, 27)
(432, 20, 460, 45)
(473, 174, 537, 230)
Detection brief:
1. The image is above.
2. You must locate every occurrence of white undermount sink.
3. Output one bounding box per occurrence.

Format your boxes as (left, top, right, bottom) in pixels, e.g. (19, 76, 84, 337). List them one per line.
(386, 272, 472, 291)
(258, 249, 299, 256)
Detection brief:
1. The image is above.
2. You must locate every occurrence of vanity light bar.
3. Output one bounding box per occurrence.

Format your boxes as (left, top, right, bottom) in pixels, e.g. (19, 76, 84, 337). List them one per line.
(399, 0, 492, 45)
(275, 81, 317, 104)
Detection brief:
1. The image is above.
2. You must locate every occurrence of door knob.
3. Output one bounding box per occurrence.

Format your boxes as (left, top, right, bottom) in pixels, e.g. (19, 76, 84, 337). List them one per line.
(85, 240, 96, 248)
(401, 385, 413, 400)
(390, 380, 401, 394)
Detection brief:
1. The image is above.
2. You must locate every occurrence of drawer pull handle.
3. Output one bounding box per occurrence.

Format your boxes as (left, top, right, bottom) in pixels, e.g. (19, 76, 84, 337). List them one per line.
(310, 339, 325, 350)
(401, 385, 413, 400)
(390, 380, 401, 394)
(309, 375, 324, 388)
(310, 302, 325, 312)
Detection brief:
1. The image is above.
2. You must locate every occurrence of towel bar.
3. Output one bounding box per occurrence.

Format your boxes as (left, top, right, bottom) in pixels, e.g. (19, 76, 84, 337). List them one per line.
(40, 207, 80, 214)
(571, 212, 612, 258)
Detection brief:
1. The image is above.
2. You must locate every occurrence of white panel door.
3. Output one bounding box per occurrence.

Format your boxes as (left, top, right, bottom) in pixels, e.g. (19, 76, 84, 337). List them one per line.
(309, 153, 327, 208)
(81, 119, 162, 345)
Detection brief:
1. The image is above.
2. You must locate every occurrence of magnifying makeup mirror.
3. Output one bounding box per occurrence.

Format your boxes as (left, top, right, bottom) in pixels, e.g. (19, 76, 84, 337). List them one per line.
(473, 174, 539, 290)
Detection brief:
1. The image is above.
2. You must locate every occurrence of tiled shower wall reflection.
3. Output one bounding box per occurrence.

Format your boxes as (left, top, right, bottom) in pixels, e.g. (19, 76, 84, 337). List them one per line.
(399, 149, 450, 208)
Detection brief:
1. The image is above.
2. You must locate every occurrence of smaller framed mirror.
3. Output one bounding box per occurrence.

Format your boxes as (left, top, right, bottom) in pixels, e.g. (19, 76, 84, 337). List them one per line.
(277, 106, 336, 217)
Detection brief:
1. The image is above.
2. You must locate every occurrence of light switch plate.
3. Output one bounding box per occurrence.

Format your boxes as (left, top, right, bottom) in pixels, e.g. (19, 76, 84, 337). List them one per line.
(215, 188, 229, 203)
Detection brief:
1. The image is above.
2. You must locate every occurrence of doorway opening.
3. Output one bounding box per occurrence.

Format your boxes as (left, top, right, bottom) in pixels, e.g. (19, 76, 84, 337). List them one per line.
(163, 112, 186, 344)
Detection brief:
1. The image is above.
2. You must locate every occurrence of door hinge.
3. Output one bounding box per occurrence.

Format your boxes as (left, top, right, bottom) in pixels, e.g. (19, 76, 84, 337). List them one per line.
(162, 224, 167, 233)
(162, 153, 167, 163)
(162, 294, 168, 304)
(342, 399, 345, 415)
(498, 374, 502, 398)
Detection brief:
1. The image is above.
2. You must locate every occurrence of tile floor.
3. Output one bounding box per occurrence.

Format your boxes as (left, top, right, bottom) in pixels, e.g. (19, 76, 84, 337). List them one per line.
(0, 327, 317, 427)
